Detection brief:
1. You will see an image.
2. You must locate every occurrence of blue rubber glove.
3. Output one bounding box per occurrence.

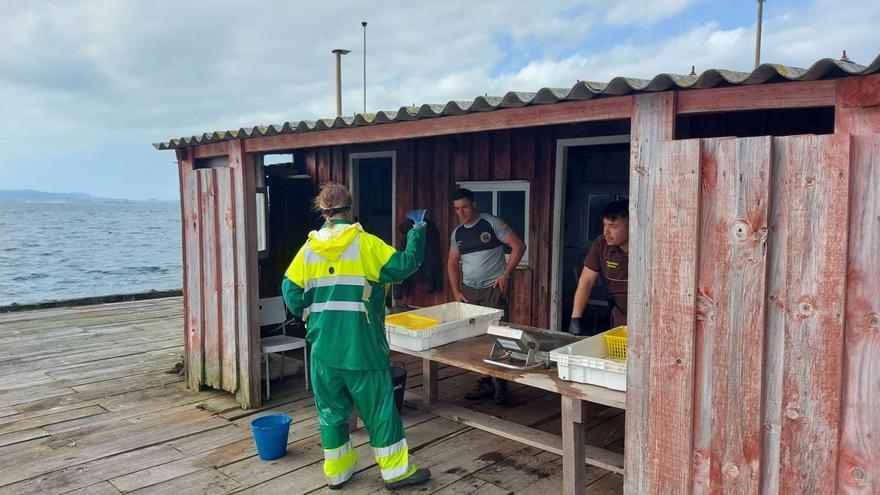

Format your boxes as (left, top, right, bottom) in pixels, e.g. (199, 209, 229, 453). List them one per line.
(406, 209, 427, 229)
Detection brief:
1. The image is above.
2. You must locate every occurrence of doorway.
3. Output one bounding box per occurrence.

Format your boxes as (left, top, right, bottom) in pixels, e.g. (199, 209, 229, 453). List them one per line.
(349, 152, 396, 245)
(550, 136, 630, 332)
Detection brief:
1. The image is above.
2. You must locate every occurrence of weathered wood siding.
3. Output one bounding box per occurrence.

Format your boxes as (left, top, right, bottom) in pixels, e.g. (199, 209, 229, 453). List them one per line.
(177, 141, 260, 408)
(626, 131, 878, 494)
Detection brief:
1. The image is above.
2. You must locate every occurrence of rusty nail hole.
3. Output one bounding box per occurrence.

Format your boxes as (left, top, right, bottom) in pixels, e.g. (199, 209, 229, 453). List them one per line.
(851, 467, 865, 481)
(769, 294, 776, 301)
(800, 303, 813, 314)
(675, 358, 683, 365)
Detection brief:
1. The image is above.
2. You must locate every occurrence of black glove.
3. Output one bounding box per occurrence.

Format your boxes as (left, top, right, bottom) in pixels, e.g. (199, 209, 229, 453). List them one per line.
(568, 317, 586, 336)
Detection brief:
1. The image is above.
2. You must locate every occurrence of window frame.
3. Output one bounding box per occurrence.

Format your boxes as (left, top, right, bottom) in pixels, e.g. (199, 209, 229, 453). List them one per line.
(457, 180, 530, 267)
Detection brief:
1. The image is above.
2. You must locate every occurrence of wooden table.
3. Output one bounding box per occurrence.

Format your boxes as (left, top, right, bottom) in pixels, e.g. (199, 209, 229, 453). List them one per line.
(391, 330, 626, 495)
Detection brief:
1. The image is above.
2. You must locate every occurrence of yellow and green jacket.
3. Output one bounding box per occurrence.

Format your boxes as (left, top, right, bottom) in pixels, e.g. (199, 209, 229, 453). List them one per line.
(282, 220, 426, 370)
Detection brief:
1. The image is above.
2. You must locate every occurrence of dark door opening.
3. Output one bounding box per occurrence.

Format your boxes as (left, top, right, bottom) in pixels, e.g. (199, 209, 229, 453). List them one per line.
(352, 155, 394, 245)
(560, 143, 630, 332)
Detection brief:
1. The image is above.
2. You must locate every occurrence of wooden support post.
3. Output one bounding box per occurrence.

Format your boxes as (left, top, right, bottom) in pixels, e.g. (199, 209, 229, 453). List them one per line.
(562, 397, 588, 495)
(422, 359, 438, 405)
(626, 91, 677, 495)
(834, 75, 880, 494)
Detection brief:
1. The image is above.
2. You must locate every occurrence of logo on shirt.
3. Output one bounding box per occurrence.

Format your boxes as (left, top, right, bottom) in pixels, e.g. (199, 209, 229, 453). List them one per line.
(606, 260, 620, 270)
(480, 232, 492, 243)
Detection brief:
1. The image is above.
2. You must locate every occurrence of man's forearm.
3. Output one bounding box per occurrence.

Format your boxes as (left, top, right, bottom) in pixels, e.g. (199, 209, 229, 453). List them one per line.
(571, 280, 594, 318)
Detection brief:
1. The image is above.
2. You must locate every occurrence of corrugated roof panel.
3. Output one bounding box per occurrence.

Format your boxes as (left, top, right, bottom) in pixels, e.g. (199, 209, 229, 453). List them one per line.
(155, 54, 880, 150)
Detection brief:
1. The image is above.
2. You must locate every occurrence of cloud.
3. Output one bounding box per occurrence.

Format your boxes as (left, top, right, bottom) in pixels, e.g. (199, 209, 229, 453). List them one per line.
(0, 0, 877, 199)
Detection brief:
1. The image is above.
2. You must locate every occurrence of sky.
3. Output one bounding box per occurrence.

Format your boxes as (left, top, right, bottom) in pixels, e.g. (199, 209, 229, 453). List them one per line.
(0, 0, 877, 201)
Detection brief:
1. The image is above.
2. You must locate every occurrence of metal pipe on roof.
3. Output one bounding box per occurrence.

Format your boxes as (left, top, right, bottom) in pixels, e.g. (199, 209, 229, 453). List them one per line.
(332, 49, 351, 117)
(362, 22, 368, 114)
(755, 0, 764, 68)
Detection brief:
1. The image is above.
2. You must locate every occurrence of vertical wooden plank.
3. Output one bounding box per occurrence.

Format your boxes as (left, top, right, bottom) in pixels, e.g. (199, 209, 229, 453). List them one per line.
(317, 147, 330, 183)
(510, 269, 532, 325)
(331, 145, 345, 184)
(513, 128, 536, 181)
(452, 134, 470, 182)
(178, 150, 204, 390)
(230, 139, 261, 409)
(198, 168, 222, 390)
(691, 137, 771, 495)
(643, 139, 700, 493)
(492, 129, 511, 180)
(215, 167, 239, 393)
(433, 136, 451, 305)
(837, 136, 880, 494)
(835, 77, 880, 494)
(762, 134, 850, 494)
(533, 127, 552, 327)
(396, 141, 415, 244)
(471, 133, 490, 181)
(304, 149, 317, 182)
(561, 397, 587, 495)
(625, 91, 676, 495)
(409, 139, 433, 307)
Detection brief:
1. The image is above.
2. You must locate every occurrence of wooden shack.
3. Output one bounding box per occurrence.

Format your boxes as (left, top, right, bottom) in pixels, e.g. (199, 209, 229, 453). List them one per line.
(156, 55, 880, 493)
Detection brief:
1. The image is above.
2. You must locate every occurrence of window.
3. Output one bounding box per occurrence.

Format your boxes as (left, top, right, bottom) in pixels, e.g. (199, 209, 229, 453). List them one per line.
(457, 181, 530, 266)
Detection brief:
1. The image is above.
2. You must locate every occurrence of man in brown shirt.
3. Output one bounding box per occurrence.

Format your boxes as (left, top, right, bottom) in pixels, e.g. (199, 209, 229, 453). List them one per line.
(569, 200, 628, 336)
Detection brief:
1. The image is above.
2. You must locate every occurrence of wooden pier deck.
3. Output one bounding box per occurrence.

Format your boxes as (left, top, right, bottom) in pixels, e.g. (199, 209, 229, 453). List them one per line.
(0, 297, 624, 494)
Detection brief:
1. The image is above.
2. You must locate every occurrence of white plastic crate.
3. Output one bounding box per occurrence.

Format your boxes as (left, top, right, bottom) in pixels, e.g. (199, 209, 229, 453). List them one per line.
(385, 302, 504, 351)
(549, 330, 627, 391)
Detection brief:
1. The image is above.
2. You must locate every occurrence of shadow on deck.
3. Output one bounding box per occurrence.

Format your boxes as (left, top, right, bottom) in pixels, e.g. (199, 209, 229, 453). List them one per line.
(0, 297, 623, 494)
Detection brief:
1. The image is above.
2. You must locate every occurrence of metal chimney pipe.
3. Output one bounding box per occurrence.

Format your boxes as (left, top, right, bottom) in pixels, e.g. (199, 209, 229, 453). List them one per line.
(332, 49, 351, 117)
(362, 22, 368, 114)
(754, 0, 764, 68)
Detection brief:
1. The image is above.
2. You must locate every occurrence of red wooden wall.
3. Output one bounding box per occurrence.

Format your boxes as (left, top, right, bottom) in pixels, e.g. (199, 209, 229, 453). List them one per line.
(626, 78, 880, 494)
(177, 142, 260, 408)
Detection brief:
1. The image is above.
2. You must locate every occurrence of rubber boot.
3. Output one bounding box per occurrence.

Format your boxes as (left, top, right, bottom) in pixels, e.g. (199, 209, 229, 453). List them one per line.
(385, 468, 431, 490)
(464, 378, 493, 400)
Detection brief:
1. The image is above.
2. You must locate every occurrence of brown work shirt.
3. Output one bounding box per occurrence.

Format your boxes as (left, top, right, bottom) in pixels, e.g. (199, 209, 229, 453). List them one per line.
(583, 235, 628, 326)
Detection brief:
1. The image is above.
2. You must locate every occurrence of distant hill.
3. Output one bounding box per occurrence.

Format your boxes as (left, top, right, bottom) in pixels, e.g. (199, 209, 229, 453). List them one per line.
(0, 190, 173, 204)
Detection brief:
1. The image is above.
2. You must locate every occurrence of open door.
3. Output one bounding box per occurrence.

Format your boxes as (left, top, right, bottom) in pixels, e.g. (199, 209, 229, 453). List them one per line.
(350, 152, 396, 245)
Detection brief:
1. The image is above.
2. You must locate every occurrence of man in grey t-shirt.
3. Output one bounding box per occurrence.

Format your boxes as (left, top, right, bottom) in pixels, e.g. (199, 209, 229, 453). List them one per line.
(447, 188, 526, 405)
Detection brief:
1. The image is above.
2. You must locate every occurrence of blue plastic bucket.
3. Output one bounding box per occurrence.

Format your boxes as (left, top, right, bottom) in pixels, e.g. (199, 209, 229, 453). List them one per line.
(251, 414, 292, 460)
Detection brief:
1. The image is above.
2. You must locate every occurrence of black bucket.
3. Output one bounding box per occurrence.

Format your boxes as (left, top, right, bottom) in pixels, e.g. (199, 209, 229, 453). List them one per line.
(390, 362, 407, 413)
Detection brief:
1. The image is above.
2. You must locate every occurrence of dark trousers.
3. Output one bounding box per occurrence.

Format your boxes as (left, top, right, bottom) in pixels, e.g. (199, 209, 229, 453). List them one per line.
(460, 284, 509, 387)
(460, 284, 509, 322)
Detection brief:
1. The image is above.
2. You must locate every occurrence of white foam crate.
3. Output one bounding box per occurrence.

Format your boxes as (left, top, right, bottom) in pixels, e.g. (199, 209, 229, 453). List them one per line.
(549, 330, 627, 391)
(385, 302, 504, 351)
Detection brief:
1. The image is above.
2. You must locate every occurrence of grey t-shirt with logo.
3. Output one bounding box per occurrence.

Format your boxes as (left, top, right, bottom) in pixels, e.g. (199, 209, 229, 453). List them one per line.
(450, 213, 512, 289)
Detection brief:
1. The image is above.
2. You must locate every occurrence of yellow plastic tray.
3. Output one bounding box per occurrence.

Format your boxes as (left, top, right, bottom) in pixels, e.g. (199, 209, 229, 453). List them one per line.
(603, 326, 628, 360)
(385, 313, 439, 330)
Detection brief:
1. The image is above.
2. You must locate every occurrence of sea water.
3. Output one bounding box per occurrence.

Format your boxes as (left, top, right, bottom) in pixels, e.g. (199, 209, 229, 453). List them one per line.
(0, 201, 182, 306)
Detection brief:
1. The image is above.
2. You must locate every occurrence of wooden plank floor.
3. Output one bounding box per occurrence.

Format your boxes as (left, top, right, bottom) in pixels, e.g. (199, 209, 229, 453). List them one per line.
(0, 297, 623, 494)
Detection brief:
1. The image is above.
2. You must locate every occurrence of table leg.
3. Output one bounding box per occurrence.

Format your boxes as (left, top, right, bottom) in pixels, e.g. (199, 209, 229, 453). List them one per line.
(422, 359, 438, 405)
(562, 396, 587, 495)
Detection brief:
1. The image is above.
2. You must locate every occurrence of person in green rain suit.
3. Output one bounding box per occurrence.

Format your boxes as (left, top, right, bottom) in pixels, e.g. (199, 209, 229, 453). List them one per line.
(282, 183, 431, 491)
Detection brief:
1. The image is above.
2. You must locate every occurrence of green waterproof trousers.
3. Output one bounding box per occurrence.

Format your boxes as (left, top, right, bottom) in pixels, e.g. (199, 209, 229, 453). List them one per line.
(311, 359, 417, 485)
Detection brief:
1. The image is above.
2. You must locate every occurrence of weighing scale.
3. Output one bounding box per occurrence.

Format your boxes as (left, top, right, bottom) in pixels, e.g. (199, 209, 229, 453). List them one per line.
(483, 325, 571, 370)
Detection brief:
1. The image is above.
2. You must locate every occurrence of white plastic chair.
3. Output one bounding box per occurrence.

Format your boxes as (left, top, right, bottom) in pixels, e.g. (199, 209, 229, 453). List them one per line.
(259, 296, 309, 400)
